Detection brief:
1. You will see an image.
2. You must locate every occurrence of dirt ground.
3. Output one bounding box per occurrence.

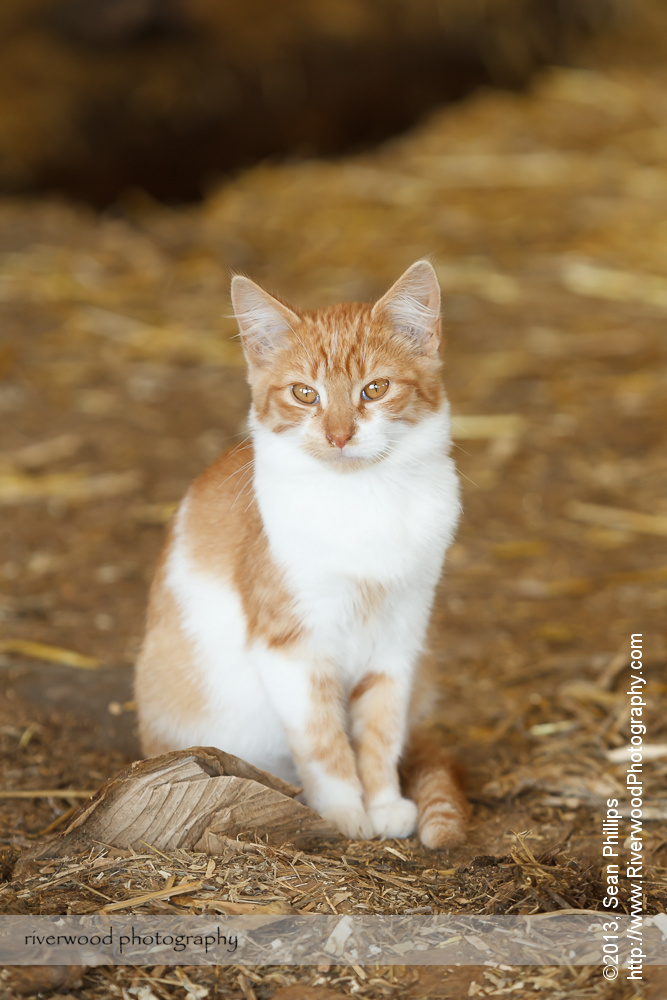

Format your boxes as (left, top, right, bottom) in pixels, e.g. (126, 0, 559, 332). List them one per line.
(1, 6, 666, 1000)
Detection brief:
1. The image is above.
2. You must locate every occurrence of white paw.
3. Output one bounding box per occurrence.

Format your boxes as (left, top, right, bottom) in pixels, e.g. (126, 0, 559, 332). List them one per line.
(369, 796, 418, 839)
(321, 805, 374, 840)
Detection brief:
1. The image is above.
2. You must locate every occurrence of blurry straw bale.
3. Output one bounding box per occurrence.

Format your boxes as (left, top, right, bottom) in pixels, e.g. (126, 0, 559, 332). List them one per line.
(566, 501, 667, 538)
(0, 0, 619, 205)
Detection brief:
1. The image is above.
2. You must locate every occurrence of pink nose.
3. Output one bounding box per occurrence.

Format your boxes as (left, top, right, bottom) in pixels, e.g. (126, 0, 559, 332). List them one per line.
(328, 432, 351, 450)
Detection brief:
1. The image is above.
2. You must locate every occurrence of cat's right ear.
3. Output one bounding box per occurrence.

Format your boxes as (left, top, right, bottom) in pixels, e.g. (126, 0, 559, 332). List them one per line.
(231, 276, 300, 367)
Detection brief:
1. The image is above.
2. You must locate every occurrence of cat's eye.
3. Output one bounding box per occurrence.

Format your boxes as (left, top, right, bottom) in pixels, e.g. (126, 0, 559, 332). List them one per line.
(292, 383, 319, 404)
(361, 378, 389, 401)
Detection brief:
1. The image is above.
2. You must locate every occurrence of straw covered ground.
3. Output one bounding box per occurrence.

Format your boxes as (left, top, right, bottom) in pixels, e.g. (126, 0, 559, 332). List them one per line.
(1, 5, 667, 998)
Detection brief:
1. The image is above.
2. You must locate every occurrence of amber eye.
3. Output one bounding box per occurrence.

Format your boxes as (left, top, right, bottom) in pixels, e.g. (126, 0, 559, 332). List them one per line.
(361, 378, 389, 401)
(292, 383, 319, 404)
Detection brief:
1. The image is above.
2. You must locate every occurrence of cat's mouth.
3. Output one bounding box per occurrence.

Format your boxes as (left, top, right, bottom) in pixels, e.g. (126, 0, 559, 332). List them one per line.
(308, 441, 384, 472)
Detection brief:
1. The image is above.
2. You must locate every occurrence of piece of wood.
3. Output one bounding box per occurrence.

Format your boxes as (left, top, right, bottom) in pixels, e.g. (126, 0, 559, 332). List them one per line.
(21, 748, 335, 866)
(0, 470, 140, 506)
(0, 639, 100, 669)
(100, 880, 204, 913)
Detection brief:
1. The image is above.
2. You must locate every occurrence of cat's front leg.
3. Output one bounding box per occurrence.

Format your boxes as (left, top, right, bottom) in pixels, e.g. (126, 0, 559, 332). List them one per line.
(255, 649, 374, 839)
(349, 671, 418, 839)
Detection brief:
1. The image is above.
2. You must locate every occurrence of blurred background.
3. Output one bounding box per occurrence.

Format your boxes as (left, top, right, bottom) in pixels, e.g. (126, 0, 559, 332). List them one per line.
(1, 2, 666, 983)
(0, 0, 621, 205)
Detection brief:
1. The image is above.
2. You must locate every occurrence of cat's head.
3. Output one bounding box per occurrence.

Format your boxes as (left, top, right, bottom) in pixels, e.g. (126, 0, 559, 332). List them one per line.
(231, 261, 445, 469)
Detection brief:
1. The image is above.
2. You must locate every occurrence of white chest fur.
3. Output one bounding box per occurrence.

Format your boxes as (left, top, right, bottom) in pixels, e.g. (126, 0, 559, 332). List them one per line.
(251, 405, 460, 655)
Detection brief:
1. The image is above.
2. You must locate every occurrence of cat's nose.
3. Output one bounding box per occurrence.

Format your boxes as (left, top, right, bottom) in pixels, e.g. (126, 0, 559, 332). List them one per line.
(327, 431, 351, 450)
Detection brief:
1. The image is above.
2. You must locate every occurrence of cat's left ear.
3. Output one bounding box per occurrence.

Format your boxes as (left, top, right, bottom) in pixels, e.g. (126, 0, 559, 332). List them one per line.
(231, 275, 301, 367)
(371, 260, 441, 356)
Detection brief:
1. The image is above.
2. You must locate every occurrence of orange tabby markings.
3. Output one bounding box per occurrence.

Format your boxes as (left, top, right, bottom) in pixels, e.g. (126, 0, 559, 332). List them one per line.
(135, 261, 470, 846)
(354, 581, 387, 624)
(183, 443, 303, 650)
(349, 670, 385, 704)
(245, 300, 444, 464)
(401, 731, 470, 848)
(350, 672, 403, 803)
(304, 674, 361, 785)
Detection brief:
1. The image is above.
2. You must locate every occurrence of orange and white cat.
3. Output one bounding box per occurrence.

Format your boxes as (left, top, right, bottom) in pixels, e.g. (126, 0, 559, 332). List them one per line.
(135, 260, 469, 848)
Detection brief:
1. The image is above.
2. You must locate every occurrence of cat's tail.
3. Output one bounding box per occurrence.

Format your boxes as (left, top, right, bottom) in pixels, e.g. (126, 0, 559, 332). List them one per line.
(400, 730, 470, 849)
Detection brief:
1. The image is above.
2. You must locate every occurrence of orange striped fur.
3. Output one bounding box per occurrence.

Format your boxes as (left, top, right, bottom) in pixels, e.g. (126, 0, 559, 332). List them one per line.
(135, 261, 469, 847)
(401, 730, 470, 849)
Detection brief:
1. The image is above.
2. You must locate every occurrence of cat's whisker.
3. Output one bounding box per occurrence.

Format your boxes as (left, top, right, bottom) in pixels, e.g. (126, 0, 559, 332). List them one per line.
(204, 428, 251, 448)
(226, 432, 252, 447)
(219, 458, 255, 481)
(233, 484, 253, 511)
(451, 441, 473, 457)
(382, 450, 432, 472)
(214, 459, 255, 491)
(229, 468, 255, 511)
(455, 466, 480, 488)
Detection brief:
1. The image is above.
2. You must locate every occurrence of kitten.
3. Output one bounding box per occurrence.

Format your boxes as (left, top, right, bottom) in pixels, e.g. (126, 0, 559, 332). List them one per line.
(134, 260, 469, 848)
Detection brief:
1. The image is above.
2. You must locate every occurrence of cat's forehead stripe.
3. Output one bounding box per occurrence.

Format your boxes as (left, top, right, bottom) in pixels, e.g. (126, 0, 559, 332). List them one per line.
(293, 305, 387, 376)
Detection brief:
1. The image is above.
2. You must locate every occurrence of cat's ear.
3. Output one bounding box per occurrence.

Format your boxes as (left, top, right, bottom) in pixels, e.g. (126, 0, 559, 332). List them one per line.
(371, 260, 441, 355)
(231, 275, 300, 366)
